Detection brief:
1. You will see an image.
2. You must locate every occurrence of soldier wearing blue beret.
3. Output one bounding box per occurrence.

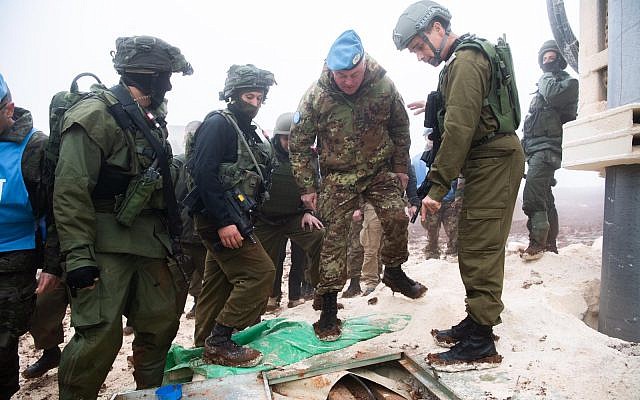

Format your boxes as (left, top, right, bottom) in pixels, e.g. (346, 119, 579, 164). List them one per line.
(290, 30, 427, 342)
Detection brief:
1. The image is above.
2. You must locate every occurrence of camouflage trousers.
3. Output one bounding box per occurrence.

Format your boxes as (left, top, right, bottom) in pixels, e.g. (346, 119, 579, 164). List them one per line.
(0, 250, 37, 399)
(522, 150, 560, 246)
(316, 171, 408, 294)
(420, 199, 461, 256)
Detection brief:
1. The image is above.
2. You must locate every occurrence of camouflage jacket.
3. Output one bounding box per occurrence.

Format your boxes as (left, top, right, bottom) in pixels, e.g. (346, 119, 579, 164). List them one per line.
(289, 54, 410, 192)
(521, 70, 578, 156)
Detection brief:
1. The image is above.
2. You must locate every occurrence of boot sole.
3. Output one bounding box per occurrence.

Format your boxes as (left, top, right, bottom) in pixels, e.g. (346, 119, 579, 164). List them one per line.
(313, 320, 342, 342)
(426, 353, 503, 372)
(519, 252, 544, 261)
(203, 352, 263, 368)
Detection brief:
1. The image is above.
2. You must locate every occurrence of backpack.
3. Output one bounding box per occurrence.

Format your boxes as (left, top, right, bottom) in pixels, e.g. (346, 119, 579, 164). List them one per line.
(42, 72, 103, 198)
(457, 34, 521, 133)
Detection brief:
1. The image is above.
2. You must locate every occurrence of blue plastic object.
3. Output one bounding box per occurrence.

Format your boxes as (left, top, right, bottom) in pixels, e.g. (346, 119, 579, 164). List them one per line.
(155, 384, 182, 400)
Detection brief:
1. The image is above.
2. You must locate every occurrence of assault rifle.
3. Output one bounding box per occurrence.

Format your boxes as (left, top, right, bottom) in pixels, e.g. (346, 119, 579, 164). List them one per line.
(412, 90, 443, 223)
(214, 187, 257, 251)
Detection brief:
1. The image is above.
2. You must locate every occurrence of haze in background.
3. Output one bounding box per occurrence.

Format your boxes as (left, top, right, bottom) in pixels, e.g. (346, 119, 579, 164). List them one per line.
(0, 0, 601, 188)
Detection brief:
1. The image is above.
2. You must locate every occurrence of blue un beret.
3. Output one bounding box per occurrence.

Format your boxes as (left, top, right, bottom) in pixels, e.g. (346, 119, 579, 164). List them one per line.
(326, 30, 364, 71)
(0, 73, 8, 101)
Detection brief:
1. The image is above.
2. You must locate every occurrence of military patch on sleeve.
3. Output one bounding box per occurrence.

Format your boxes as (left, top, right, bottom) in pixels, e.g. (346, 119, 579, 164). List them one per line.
(293, 111, 301, 124)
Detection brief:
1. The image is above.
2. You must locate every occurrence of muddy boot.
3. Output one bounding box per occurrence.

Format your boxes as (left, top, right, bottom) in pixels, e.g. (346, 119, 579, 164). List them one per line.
(423, 246, 440, 260)
(22, 346, 61, 379)
(520, 240, 546, 261)
(313, 292, 342, 341)
(203, 323, 262, 367)
(427, 323, 502, 372)
(382, 266, 427, 299)
(341, 277, 362, 298)
(265, 296, 280, 312)
(312, 292, 344, 311)
(431, 315, 475, 348)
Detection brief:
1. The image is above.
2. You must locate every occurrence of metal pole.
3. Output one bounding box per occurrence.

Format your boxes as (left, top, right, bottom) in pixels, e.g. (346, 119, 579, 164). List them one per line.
(599, 0, 640, 341)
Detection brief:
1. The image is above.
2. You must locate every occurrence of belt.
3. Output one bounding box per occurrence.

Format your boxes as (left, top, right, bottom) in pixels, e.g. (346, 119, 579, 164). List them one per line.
(471, 132, 515, 148)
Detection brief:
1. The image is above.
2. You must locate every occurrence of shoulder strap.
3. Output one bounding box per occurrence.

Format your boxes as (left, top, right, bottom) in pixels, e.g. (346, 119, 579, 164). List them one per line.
(215, 110, 266, 184)
(107, 85, 183, 243)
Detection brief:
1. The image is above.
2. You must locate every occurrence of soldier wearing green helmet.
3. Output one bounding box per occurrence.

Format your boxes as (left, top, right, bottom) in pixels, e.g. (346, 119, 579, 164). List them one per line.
(520, 40, 578, 261)
(53, 35, 191, 398)
(253, 112, 325, 311)
(188, 64, 277, 367)
(394, 1, 525, 371)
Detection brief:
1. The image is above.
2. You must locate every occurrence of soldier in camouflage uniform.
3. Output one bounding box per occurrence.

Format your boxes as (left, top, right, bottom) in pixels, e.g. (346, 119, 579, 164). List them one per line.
(520, 40, 578, 261)
(0, 73, 53, 399)
(290, 30, 427, 342)
(189, 64, 276, 367)
(394, 1, 524, 370)
(53, 36, 192, 398)
(174, 120, 205, 319)
(421, 177, 463, 259)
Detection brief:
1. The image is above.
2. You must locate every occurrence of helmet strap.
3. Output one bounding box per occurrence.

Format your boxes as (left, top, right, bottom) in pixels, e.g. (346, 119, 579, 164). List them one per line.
(419, 30, 450, 66)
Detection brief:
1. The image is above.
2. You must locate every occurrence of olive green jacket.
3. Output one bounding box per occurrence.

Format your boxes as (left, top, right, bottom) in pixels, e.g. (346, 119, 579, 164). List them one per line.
(428, 46, 503, 201)
(53, 87, 173, 272)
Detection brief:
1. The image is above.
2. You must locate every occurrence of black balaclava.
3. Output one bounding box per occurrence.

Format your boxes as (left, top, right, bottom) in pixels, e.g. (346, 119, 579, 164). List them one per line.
(121, 71, 172, 108)
(228, 88, 263, 121)
(541, 57, 564, 73)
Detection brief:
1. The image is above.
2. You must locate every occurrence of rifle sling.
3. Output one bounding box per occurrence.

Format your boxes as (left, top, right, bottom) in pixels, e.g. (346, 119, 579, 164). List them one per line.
(108, 85, 182, 242)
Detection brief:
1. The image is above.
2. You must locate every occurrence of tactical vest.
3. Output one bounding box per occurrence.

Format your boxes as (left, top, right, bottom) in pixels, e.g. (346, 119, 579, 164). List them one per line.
(214, 110, 274, 202)
(88, 88, 172, 211)
(0, 128, 36, 252)
(260, 158, 301, 217)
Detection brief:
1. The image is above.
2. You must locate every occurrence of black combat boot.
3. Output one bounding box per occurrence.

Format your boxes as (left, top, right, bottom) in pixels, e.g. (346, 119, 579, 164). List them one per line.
(22, 346, 61, 379)
(313, 292, 342, 341)
(312, 292, 344, 311)
(427, 321, 503, 372)
(432, 315, 500, 348)
(431, 315, 475, 348)
(341, 277, 362, 298)
(203, 323, 262, 367)
(382, 266, 427, 299)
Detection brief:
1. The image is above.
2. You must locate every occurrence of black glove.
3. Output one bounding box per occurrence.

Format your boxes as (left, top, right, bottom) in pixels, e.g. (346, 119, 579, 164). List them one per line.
(66, 266, 100, 297)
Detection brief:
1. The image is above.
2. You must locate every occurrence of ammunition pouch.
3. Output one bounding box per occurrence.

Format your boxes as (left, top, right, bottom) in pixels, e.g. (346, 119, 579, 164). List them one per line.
(114, 167, 161, 227)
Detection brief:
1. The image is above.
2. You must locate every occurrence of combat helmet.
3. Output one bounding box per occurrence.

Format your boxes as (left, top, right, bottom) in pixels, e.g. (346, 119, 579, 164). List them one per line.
(393, 0, 452, 51)
(538, 40, 567, 70)
(219, 64, 276, 102)
(112, 35, 193, 75)
(273, 112, 293, 136)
